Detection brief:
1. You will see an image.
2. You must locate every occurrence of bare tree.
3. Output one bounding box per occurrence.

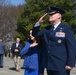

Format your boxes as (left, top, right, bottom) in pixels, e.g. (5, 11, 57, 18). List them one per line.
(0, 0, 24, 40)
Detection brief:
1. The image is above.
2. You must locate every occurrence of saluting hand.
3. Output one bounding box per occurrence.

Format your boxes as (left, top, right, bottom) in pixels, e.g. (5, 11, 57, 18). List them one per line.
(38, 13, 48, 24)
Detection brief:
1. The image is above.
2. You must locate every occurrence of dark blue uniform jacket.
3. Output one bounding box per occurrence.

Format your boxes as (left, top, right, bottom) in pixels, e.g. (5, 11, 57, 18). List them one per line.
(34, 22, 76, 71)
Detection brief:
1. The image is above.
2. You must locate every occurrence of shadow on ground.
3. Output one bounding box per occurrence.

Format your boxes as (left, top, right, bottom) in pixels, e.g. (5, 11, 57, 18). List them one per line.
(9, 67, 16, 71)
(9, 67, 25, 71)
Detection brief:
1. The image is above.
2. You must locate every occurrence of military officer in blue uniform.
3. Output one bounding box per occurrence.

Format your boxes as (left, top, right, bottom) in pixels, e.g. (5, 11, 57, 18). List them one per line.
(33, 6, 76, 75)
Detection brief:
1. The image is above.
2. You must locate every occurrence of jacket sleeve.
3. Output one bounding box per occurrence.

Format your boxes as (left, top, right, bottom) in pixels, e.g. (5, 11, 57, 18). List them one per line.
(33, 23, 44, 37)
(65, 26, 76, 67)
(20, 42, 30, 56)
(11, 43, 14, 54)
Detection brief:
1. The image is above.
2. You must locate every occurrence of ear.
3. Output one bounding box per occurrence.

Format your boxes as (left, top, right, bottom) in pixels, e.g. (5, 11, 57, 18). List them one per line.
(58, 14, 61, 19)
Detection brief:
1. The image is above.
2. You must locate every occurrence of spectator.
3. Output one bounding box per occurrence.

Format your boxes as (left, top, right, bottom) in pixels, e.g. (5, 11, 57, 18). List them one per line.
(0, 39, 5, 68)
(11, 37, 23, 72)
(20, 30, 44, 75)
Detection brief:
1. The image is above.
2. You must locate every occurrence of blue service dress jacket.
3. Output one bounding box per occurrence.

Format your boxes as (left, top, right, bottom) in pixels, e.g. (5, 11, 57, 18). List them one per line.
(20, 41, 39, 70)
(34, 22, 76, 71)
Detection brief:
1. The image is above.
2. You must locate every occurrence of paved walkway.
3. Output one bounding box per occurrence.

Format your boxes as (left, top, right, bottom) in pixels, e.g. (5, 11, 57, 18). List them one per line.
(0, 56, 76, 75)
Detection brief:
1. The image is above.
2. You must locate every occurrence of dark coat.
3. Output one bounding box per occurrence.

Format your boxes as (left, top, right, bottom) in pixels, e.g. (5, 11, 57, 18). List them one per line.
(34, 22, 76, 71)
(0, 42, 5, 54)
(11, 43, 23, 56)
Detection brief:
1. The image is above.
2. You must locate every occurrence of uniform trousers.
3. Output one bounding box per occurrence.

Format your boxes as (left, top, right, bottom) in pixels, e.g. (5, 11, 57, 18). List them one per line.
(24, 68, 38, 75)
(0, 54, 3, 67)
(47, 70, 70, 75)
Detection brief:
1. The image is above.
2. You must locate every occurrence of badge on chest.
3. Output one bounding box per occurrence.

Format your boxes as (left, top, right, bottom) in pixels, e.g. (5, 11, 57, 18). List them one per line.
(55, 32, 65, 37)
(58, 39, 62, 43)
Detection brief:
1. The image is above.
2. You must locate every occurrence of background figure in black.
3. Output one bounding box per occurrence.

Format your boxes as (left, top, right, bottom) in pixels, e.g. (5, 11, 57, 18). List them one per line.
(0, 39, 5, 68)
(11, 37, 23, 72)
(32, 28, 45, 75)
(38, 37, 45, 75)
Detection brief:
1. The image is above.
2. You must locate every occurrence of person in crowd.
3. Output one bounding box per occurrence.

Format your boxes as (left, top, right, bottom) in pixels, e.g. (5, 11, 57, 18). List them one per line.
(11, 37, 23, 72)
(5, 41, 13, 58)
(20, 29, 44, 75)
(0, 39, 5, 68)
(33, 6, 76, 75)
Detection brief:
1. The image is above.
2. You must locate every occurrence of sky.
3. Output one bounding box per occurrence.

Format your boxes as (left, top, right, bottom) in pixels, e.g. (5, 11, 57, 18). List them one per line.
(10, 0, 25, 5)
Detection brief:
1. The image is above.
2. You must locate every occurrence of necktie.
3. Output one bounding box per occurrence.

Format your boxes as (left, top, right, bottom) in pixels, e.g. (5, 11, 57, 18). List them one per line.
(51, 26, 54, 31)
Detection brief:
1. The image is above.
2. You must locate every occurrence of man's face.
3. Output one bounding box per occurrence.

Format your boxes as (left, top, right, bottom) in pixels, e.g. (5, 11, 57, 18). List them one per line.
(49, 13, 61, 22)
(16, 38, 20, 43)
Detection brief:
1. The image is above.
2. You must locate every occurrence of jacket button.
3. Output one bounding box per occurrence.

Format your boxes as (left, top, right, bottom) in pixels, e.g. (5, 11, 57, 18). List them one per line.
(48, 51, 50, 53)
(49, 40, 51, 42)
(48, 46, 50, 47)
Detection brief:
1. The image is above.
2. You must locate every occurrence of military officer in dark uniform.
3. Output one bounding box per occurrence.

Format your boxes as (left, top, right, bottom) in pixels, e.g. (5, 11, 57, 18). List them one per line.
(33, 6, 76, 75)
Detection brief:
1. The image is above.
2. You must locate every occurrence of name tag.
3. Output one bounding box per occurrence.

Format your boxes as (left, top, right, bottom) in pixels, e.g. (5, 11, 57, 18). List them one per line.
(55, 32, 65, 37)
